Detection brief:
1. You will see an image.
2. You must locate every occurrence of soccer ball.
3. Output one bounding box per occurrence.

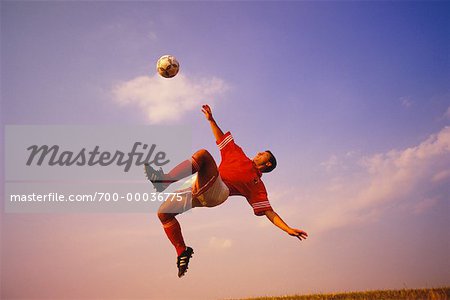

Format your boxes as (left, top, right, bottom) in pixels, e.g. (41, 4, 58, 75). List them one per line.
(156, 55, 180, 78)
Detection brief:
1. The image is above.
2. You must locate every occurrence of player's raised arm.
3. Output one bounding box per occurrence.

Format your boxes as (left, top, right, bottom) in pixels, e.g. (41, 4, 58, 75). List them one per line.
(201, 104, 225, 142)
(264, 210, 308, 241)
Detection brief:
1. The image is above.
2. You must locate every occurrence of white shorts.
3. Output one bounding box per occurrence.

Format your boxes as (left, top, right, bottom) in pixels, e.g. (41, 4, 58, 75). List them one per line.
(194, 174, 230, 207)
(158, 174, 230, 214)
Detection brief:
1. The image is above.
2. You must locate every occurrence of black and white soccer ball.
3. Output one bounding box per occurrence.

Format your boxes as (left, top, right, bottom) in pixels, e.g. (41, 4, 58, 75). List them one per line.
(156, 55, 180, 78)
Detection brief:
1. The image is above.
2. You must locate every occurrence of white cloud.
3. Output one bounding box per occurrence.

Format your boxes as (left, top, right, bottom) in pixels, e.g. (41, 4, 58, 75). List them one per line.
(320, 154, 339, 172)
(400, 96, 413, 108)
(208, 236, 233, 249)
(320, 151, 360, 173)
(305, 126, 450, 233)
(113, 74, 229, 123)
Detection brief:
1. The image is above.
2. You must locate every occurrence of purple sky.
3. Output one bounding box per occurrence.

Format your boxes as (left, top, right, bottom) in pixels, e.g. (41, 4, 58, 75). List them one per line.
(1, 1, 449, 299)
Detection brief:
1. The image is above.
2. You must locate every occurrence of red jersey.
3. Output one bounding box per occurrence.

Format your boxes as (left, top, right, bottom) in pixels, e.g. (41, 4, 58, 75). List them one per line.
(216, 132, 273, 216)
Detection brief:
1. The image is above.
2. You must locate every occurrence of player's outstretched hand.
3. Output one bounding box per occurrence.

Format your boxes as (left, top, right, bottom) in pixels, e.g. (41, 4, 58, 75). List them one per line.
(287, 228, 308, 241)
(201, 104, 214, 121)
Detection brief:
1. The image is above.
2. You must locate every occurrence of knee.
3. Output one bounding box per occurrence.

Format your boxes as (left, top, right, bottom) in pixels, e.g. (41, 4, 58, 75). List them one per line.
(194, 148, 211, 158)
(193, 149, 212, 165)
(157, 212, 173, 223)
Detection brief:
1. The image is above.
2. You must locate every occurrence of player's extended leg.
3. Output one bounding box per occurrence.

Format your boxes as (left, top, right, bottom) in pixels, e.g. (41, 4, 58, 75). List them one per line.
(157, 191, 193, 278)
(156, 149, 218, 247)
(153, 149, 219, 277)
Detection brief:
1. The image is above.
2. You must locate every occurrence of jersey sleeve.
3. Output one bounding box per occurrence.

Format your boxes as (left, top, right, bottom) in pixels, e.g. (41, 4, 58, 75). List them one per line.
(217, 131, 247, 161)
(247, 182, 273, 216)
(216, 131, 235, 151)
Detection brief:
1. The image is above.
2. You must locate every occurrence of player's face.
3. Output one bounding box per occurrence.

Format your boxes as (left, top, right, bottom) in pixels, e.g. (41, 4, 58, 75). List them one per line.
(253, 151, 271, 168)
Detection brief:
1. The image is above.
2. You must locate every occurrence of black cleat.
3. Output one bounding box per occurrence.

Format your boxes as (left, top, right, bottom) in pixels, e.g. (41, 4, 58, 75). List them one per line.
(144, 163, 167, 192)
(177, 247, 194, 278)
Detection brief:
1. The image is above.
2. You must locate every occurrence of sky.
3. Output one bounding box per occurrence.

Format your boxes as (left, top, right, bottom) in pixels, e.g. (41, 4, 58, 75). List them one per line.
(1, 1, 449, 299)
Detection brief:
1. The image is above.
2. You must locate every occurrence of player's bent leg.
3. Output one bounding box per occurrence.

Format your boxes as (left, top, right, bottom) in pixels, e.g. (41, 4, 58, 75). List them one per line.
(189, 149, 231, 207)
(145, 148, 213, 192)
(191, 149, 219, 198)
(192, 149, 217, 176)
(145, 156, 200, 192)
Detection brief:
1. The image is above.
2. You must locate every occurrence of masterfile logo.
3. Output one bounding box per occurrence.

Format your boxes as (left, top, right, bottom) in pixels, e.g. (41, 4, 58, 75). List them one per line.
(5, 125, 191, 181)
(25, 142, 170, 172)
(4, 125, 192, 213)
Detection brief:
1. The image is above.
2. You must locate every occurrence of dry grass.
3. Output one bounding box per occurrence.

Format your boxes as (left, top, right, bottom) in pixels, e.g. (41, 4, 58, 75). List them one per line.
(232, 287, 450, 300)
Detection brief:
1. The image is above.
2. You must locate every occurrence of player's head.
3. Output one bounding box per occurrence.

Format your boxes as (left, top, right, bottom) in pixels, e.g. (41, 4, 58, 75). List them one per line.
(253, 150, 277, 173)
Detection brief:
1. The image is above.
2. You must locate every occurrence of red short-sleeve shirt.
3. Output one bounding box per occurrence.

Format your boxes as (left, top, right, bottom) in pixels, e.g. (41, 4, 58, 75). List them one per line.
(216, 132, 273, 216)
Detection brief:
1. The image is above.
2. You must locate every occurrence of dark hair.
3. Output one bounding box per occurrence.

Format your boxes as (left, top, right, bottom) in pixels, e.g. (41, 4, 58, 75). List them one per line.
(262, 150, 277, 173)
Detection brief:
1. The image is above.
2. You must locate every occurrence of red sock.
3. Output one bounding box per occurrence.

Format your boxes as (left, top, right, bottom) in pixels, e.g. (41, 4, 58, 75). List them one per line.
(162, 218, 186, 256)
(165, 158, 200, 182)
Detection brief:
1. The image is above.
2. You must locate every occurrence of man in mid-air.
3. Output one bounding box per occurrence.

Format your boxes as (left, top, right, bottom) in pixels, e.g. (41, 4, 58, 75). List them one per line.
(145, 104, 308, 278)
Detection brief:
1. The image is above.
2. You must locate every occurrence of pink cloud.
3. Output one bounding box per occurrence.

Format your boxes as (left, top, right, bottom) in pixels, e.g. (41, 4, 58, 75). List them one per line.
(412, 197, 439, 215)
(304, 126, 450, 233)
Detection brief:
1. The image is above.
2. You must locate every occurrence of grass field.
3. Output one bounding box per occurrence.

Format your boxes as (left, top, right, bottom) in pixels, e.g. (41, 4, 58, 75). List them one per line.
(233, 287, 450, 300)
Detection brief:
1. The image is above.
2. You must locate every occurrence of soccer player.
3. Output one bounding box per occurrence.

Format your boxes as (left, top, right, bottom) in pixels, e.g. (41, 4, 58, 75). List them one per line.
(145, 104, 308, 278)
